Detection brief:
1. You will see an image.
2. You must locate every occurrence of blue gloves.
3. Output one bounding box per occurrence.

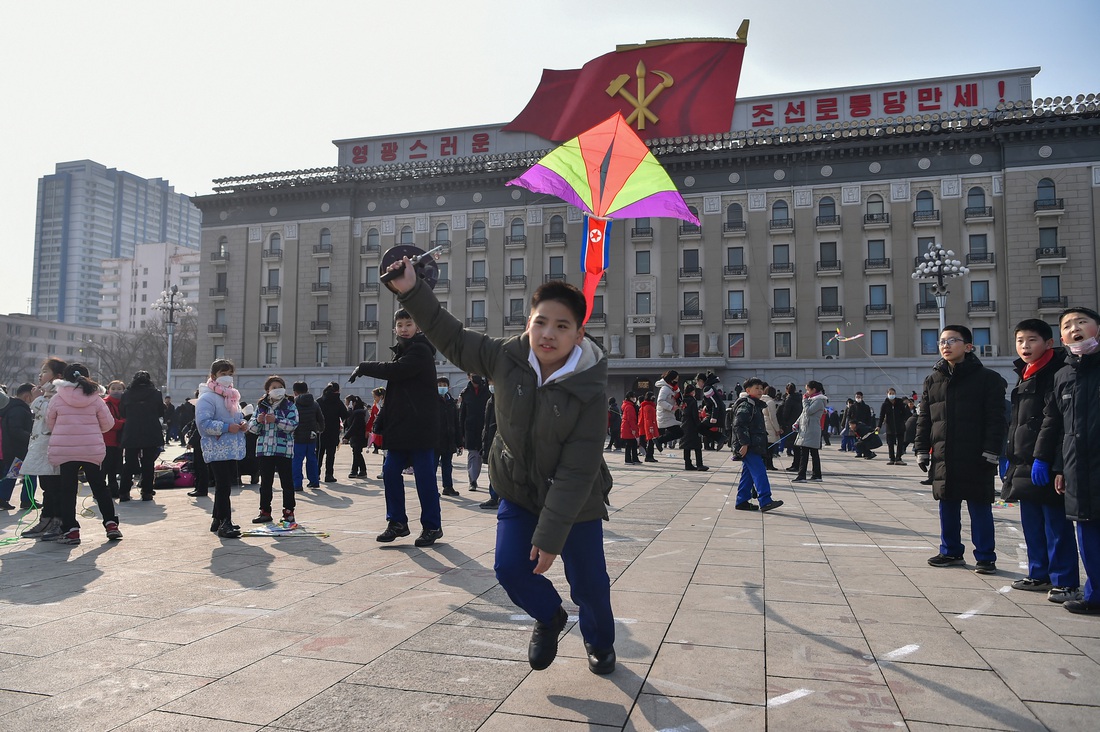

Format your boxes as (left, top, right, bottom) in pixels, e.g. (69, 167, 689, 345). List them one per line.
(1031, 459, 1051, 487)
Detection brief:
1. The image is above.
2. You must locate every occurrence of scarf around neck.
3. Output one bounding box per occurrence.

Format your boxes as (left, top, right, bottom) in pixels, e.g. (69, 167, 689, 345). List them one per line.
(1022, 349, 1055, 381)
(207, 378, 241, 415)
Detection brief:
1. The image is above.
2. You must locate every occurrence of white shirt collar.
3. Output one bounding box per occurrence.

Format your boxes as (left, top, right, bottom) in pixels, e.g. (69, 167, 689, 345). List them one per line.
(528, 344, 583, 387)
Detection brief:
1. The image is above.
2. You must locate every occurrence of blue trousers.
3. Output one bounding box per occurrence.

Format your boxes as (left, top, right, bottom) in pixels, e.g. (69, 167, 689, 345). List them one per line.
(736, 452, 773, 505)
(939, 499, 995, 562)
(437, 451, 454, 490)
(1077, 521, 1100, 603)
(1019, 499, 1079, 587)
(382, 449, 441, 530)
(292, 442, 319, 487)
(494, 498, 615, 650)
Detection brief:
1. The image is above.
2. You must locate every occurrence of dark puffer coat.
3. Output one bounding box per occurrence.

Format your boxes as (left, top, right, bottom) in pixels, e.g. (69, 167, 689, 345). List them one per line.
(730, 395, 769, 456)
(459, 378, 490, 452)
(352, 333, 439, 451)
(436, 394, 462, 456)
(679, 393, 702, 450)
(292, 393, 325, 444)
(1002, 348, 1067, 504)
(119, 383, 165, 449)
(914, 353, 1007, 502)
(1035, 349, 1100, 521)
(878, 397, 909, 435)
(317, 391, 348, 445)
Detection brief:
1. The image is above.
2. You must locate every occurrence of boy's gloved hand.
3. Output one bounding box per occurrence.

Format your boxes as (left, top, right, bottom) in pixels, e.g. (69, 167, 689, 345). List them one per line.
(917, 452, 930, 472)
(981, 451, 999, 465)
(348, 367, 360, 384)
(1031, 459, 1051, 486)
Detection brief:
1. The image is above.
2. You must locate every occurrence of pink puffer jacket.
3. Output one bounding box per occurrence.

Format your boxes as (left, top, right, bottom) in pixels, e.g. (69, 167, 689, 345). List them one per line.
(45, 381, 114, 466)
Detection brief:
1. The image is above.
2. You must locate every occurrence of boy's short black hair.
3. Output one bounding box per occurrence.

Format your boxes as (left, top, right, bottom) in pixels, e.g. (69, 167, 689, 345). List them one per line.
(743, 377, 765, 390)
(292, 381, 308, 394)
(437, 376, 450, 385)
(625, 390, 636, 399)
(855, 391, 864, 397)
(942, 324, 973, 343)
(15, 382, 34, 396)
(1059, 306, 1100, 325)
(530, 280, 586, 328)
(681, 382, 696, 395)
(1014, 318, 1053, 341)
(394, 308, 414, 324)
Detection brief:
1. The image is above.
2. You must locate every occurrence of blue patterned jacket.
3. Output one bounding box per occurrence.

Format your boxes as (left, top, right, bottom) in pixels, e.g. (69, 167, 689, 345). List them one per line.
(248, 396, 299, 458)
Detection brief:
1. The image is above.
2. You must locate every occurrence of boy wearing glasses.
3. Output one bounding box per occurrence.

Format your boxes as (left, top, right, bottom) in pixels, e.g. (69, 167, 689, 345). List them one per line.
(915, 325, 1008, 574)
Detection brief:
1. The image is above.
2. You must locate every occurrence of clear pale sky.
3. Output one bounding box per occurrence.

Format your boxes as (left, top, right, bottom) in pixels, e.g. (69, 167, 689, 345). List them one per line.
(2, 0, 1097, 317)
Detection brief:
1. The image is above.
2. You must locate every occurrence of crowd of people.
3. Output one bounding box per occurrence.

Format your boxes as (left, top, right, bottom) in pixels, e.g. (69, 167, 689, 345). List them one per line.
(2, 292, 1099, 683)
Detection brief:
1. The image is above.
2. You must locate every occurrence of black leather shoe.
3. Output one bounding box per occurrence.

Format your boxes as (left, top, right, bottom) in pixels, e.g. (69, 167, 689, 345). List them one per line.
(376, 521, 411, 543)
(584, 642, 616, 675)
(188, 489, 209, 497)
(217, 520, 242, 538)
(528, 606, 568, 671)
(734, 501, 759, 511)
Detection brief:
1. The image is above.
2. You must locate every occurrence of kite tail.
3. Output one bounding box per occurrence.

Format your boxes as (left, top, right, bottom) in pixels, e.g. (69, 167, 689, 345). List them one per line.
(582, 270, 601, 324)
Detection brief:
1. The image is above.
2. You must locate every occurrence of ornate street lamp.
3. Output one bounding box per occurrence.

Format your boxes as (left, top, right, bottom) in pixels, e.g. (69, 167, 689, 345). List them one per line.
(911, 241, 969, 332)
(152, 284, 192, 398)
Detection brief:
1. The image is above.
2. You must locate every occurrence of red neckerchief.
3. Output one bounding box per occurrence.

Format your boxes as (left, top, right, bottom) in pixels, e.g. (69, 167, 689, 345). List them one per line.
(1022, 349, 1055, 381)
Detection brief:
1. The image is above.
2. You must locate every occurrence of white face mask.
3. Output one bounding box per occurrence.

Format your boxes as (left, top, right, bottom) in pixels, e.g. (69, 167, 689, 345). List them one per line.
(438, 386, 448, 396)
(855, 397, 862, 402)
(216, 375, 234, 387)
(268, 388, 286, 400)
(1067, 336, 1100, 356)
(887, 394, 895, 400)
(488, 384, 495, 394)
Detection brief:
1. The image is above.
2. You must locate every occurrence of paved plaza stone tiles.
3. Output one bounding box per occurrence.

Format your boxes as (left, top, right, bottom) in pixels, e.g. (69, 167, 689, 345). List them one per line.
(1, 446, 1098, 731)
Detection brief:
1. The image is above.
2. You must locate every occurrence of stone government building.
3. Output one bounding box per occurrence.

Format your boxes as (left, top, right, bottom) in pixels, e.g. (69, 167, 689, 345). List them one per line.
(183, 63, 1100, 400)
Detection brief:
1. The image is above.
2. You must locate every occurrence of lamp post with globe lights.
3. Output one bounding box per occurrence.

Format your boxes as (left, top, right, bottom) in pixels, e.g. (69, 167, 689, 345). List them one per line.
(911, 241, 969, 333)
(152, 285, 192, 399)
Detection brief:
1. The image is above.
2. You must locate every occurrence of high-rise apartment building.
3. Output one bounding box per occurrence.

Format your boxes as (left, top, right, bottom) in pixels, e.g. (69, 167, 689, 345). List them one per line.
(98, 243, 200, 331)
(32, 160, 202, 328)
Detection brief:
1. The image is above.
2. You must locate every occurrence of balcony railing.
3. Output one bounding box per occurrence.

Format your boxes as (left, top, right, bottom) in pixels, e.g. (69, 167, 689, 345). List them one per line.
(260, 248, 282, 261)
(864, 257, 891, 271)
(505, 315, 527, 327)
(466, 276, 488, 288)
(916, 303, 939, 315)
(679, 309, 703, 321)
(769, 262, 795, 275)
(815, 215, 841, 228)
(967, 300, 997, 314)
(359, 282, 379, 294)
(724, 308, 749, 320)
(429, 239, 451, 253)
(723, 264, 748, 277)
(260, 285, 281, 297)
(435, 278, 450, 292)
(817, 305, 844, 318)
(312, 282, 332, 293)
(544, 232, 567, 245)
(631, 227, 653, 239)
(1035, 247, 1067, 261)
(966, 252, 995, 265)
(312, 244, 333, 256)
(358, 320, 379, 331)
(465, 317, 488, 328)
(208, 324, 228, 334)
(465, 237, 487, 250)
(865, 304, 893, 317)
(544, 273, 566, 283)
(770, 307, 796, 319)
(505, 275, 527, 286)
(768, 218, 794, 231)
(913, 210, 941, 223)
(723, 221, 746, 233)
(360, 242, 381, 255)
(864, 212, 890, 226)
(260, 323, 280, 333)
(1034, 198, 1065, 213)
(208, 287, 228, 298)
(504, 235, 527, 248)
(1038, 296, 1068, 310)
(310, 320, 331, 331)
(816, 260, 842, 273)
(965, 206, 994, 219)
(210, 251, 230, 262)
(678, 224, 701, 237)
(586, 313, 607, 324)
(678, 267, 703, 279)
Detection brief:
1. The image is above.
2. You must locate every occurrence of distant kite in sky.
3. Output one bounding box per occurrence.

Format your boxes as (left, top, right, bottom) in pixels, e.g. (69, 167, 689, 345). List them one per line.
(506, 112, 699, 323)
(827, 326, 865, 345)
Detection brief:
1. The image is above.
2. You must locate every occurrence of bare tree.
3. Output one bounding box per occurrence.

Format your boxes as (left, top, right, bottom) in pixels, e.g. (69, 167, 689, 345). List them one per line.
(0, 337, 32, 388)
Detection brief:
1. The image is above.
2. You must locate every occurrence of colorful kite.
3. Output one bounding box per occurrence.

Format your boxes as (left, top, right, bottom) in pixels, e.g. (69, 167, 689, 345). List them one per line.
(506, 112, 699, 322)
(827, 327, 865, 345)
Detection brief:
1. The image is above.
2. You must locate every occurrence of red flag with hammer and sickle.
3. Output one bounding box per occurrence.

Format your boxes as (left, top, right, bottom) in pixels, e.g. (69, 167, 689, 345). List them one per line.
(503, 27, 748, 142)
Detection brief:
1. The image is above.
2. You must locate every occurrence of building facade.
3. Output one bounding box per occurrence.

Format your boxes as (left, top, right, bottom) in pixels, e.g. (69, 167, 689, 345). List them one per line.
(32, 160, 202, 328)
(0, 313, 113, 388)
(99, 243, 200, 331)
(185, 68, 1100, 399)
